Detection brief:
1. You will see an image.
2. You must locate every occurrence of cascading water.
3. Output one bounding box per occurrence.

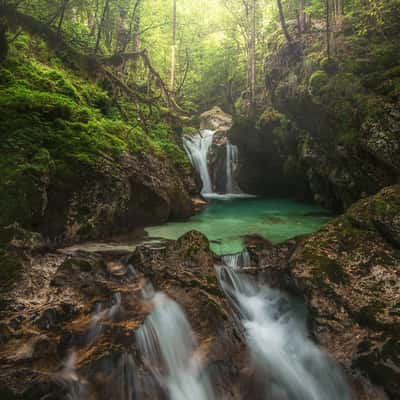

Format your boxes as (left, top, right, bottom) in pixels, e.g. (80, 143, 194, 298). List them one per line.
(222, 249, 251, 269)
(137, 291, 214, 400)
(226, 141, 239, 194)
(217, 257, 352, 400)
(183, 130, 215, 194)
(183, 130, 241, 196)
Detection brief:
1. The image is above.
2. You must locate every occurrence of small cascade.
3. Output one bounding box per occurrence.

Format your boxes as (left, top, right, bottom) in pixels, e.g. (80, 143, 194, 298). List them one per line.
(217, 265, 351, 400)
(86, 302, 107, 345)
(183, 129, 215, 194)
(222, 249, 251, 269)
(137, 292, 214, 400)
(108, 292, 123, 320)
(226, 141, 239, 194)
(59, 352, 86, 400)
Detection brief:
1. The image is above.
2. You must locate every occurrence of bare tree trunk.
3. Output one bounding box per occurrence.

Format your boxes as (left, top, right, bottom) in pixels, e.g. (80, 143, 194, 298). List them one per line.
(299, 0, 305, 33)
(57, 0, 69, 38)
(277, 0, 292, 45)
(170, 0, 176, 92)
(95, 0, 110, 55)
(325, 0, 331, 57)
(249, 0, 256, 117)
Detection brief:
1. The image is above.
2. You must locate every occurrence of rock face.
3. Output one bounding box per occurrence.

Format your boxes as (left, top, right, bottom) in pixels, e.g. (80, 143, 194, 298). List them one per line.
(251, 185, 400, 399)
(0, 231, 244, 400)
(35, 151, 198, 246)
(230, 112, 312, 199)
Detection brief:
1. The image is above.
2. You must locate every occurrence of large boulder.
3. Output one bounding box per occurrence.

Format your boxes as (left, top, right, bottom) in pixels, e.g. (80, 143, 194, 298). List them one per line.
(200, 106, 233, 132)
(39, 151, 197, 245)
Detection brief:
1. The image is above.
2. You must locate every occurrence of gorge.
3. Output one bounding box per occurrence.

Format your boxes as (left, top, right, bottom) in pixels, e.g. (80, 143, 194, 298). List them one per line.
(1, 0, 400, 399)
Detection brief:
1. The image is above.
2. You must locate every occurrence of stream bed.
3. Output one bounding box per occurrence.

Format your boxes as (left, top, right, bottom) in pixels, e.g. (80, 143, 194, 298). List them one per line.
(146, 196, 333, 254)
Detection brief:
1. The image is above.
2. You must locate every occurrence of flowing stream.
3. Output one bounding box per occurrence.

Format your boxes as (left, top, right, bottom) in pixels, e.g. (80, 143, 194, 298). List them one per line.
(58, 124, 345, 400)
(217, 256, 351, 400)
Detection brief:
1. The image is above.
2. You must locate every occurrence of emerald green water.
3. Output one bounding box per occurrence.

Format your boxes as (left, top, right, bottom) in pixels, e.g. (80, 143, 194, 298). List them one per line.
(145, 197, 333, 254)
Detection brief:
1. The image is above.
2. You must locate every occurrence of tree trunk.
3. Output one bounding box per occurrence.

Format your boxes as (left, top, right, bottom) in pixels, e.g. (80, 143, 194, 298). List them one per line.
(0, 20, 8, 63)
(170, 0, 177, 92)
(325, 0, 331, 58)
(299, 0, 305, 33)
(277, 0, 292, 45)
(57, 0, 69, 38)
(95, 0, 110, 55)
(249, 0, 256, 117)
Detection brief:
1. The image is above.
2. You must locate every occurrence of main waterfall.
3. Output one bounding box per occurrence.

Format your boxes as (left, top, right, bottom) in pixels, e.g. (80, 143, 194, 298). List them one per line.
(183, 130, 215, 195)
(183, 130, 240, 195)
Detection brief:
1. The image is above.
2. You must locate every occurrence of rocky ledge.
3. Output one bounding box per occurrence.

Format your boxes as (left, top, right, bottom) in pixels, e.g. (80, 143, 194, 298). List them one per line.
(0, 230, 244, 400)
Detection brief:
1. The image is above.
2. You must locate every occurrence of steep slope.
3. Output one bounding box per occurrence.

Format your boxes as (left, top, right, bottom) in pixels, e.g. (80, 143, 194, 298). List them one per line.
(0, 33, 199, 245)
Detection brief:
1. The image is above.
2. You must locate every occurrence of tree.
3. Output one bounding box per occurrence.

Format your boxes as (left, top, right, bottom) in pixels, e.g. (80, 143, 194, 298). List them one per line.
(170, 0, 176, 92)
(277, 0, 292, 45)
(56, 0, 69, 38)
(325, 0, 331, 57)
(95, 0, 111, 54)
(249, 0, 256, 117)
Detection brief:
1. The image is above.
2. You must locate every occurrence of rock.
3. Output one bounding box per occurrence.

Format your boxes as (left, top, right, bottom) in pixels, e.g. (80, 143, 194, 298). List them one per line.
(40, 151, 197, 246)
(35, 303, 77, 330)
(251, 186, 400, 399)
(230, 115, 312, 199)
(200, 106, 233, 132)
(361, 101, 400, 174)
(0, 223, 46, 251)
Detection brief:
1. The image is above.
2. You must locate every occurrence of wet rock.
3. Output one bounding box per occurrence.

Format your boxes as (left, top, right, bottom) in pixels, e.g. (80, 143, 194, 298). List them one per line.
(35, 303, 77, 330)
(0, 323, 13, 344)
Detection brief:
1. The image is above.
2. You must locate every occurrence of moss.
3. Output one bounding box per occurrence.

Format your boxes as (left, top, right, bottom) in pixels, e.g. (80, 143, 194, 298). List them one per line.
(320, 57, 338, 74)
(308, 70, 329, 96)
(0, 34, 191, 230)
(316, 256, 349, 284)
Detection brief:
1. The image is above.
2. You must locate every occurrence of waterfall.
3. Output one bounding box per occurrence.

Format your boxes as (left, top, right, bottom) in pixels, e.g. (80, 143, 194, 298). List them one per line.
(226, 141, 239, 194)
(222, 249, 251, 269)
(183, 130, 215, 194)
(217, 262, 351, 400)
(137, 292, 214, 400)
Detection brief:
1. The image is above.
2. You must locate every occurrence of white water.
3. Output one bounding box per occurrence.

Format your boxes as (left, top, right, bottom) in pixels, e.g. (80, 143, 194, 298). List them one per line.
(226, 141, 239, 194)
(217, 259, 351, 400)
(183, 129, 215, 194)
(222, 249, 251, 269)
(59, 352, 86, 400)
(137, 292, 213, 400)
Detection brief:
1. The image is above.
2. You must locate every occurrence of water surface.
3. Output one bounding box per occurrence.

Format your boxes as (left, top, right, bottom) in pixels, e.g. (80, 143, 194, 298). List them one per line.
(146, 197, 333, 254)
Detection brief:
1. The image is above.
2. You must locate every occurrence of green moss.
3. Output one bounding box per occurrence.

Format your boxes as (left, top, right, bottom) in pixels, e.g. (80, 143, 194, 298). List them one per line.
(0, 34, 192, 229)
(317, 256, 349, 284)
(308, 70, 329, 96)
(320, 57, 338, 74)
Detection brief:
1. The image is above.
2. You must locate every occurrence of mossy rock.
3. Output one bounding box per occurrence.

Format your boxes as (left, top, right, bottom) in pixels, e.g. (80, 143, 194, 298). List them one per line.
(320, 57, 338, 75)
(308, 70, 329, 96)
